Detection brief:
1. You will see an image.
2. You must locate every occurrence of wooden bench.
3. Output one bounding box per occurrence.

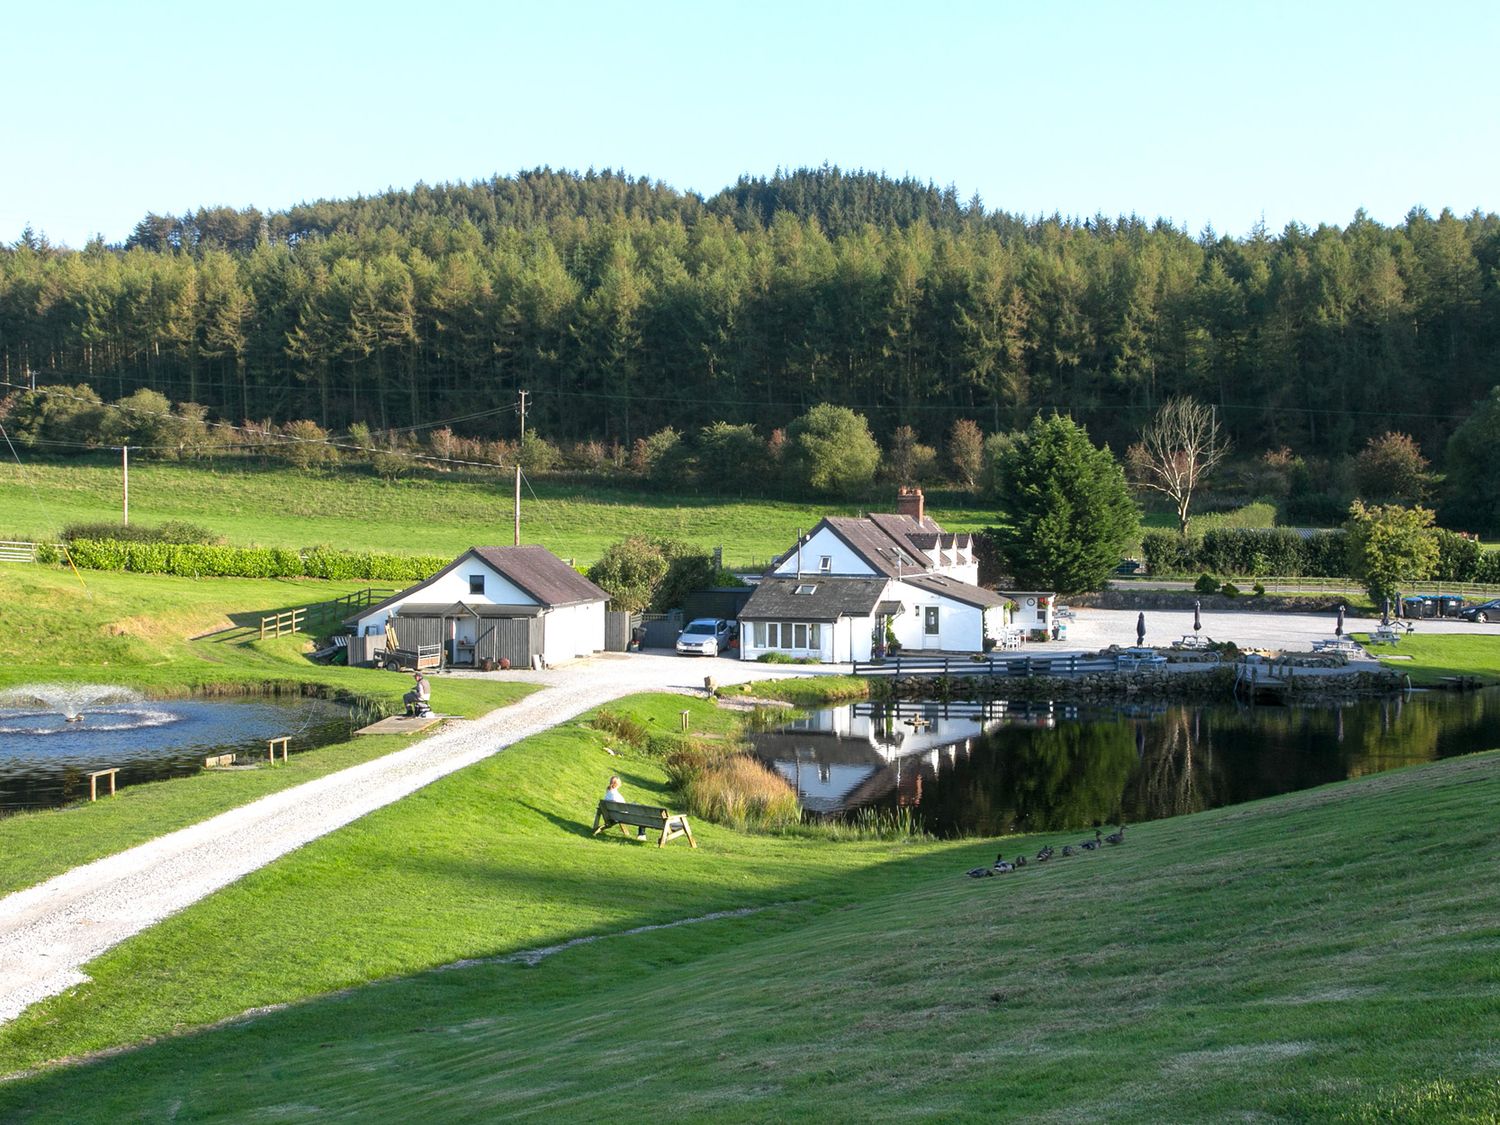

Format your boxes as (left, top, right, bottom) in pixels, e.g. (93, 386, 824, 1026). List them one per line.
(592, 800, 697, 848)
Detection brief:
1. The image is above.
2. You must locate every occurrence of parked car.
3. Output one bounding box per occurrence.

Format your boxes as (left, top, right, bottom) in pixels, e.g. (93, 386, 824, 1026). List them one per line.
(1458, 598, 1500, 623)
(1114, 558, 1144, 576)
(675, 618, 737, 656)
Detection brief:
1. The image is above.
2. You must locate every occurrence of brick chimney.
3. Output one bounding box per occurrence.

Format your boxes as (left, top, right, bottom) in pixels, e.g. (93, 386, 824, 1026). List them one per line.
(896, 486, 925, 524)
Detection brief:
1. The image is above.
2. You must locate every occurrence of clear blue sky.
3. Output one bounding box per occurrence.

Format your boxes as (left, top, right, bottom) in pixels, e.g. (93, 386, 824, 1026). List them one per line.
(6, 0, 1497, 247)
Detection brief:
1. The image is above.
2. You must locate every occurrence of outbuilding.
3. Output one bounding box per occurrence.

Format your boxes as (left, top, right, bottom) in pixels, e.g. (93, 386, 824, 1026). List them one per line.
(343, 546, 608, 668)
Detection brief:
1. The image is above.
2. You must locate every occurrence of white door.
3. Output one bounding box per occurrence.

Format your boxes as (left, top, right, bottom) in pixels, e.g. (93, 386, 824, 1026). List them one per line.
(922, 606, 941, 649)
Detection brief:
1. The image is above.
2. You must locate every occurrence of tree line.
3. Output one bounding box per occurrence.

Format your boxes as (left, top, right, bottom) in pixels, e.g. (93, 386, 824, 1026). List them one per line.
(2, 167, 1497, 484)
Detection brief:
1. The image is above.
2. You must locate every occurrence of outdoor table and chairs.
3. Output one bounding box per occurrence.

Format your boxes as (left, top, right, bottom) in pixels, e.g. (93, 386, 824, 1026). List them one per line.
(1172, 634, 1211, 650)
(1116, 647, 1168, 670)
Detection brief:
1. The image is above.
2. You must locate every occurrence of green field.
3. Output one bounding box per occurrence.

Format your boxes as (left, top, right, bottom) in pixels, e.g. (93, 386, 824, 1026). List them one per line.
(0, 712, 1495, 1120)
(0, 459, 994, 568)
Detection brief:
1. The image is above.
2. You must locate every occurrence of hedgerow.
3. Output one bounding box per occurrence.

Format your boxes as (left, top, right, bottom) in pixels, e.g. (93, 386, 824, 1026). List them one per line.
(64, 539, 446, 582)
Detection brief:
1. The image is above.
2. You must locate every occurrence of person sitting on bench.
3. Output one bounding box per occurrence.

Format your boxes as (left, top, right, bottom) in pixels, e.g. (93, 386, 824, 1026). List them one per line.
(404, 671, 432, 717)
(604, 776, 647, 838)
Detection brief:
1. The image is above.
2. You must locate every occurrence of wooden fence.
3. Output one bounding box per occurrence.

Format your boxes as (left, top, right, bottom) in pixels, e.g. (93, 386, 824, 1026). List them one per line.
(851, 653, 1122, 678)
(259, 587, 395, 640)
(1182, 575, 1500, 600)
(0, 540, 38, 563)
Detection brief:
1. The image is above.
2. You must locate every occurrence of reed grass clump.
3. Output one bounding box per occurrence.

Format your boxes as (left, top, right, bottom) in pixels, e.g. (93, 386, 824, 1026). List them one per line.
(680, 753, 802, 831)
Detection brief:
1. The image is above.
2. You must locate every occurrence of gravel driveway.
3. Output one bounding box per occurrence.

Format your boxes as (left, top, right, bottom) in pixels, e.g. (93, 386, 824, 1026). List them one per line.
(0, 652, 814, 1026)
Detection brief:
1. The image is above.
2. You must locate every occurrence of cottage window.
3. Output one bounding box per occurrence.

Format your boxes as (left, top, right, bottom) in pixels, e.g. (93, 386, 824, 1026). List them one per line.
(468, 574, 485, 595)
(819, 555, 832, 573)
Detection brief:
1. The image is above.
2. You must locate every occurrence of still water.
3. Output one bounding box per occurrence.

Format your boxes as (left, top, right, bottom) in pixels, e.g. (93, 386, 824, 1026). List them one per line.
(750, 690, 1500, 837)
(0, 695, 354, 813)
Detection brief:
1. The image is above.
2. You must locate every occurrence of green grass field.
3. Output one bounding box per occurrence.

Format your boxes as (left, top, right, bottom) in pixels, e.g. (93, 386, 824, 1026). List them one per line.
(1360, 632, 1500, 686)
(0, 458, 995, 568)
(0, 712, 1495, 1121)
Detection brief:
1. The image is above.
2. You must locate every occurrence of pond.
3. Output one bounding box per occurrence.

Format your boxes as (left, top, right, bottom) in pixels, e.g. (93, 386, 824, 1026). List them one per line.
(749, 689, 1500, 837)
(0, 685, 355, 814)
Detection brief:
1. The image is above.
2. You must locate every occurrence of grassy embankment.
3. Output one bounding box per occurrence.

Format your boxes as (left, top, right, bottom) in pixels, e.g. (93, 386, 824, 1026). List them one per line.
(0, 458, 994, 568)
(0, 698, 1495, 1120)
(0, 562, 533, 896)
(1360, 632, 1500, 686)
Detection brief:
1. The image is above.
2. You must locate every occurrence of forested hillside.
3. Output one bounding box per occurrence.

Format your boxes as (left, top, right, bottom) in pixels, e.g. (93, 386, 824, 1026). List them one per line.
(2, 167, 1496, 463)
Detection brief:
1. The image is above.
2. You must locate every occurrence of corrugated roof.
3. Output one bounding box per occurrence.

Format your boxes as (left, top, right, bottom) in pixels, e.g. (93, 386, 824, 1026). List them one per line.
(740, 577, 892, 621)
(394, 602, 543, 618)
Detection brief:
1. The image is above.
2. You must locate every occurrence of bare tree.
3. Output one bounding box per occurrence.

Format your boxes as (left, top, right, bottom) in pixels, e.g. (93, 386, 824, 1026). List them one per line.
(1127, 397, 1229, 535)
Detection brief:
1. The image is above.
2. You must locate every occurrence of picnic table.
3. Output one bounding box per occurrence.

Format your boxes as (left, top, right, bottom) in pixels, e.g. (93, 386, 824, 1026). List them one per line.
(1172, 634, 1211, 650)
(1116, 647, 1167, 670)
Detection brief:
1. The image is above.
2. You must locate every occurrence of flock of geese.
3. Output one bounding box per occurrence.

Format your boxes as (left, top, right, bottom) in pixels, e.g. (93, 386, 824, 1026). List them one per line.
(967, 826, 1126, 877)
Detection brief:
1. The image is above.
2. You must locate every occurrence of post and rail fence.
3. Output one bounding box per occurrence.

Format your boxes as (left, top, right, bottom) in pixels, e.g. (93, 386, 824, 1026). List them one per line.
(0, 541, 39, 563)
(258, 587, 395, 641)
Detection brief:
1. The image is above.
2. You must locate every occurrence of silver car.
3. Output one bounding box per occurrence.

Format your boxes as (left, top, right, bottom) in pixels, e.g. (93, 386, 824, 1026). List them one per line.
(676, 618, 736, 656)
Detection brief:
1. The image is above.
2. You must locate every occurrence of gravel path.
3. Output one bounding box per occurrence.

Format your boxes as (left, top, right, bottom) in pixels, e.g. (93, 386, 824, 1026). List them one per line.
(0, 653, 811, 1026)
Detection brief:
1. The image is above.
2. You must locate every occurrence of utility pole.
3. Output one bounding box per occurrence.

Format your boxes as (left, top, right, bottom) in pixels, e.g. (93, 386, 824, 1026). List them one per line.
(514, 390, 528, 547)
(121, 445, 129, 526)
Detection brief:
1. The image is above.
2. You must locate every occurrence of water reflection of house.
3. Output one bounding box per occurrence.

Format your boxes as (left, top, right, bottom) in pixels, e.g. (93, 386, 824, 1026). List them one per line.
(753, 701, 1070, 815)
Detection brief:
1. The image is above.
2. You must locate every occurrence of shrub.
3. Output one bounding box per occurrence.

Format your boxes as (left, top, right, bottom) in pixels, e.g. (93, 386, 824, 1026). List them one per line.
(1435, 529, 1485, 582)
(62, 520, 220, 545)
(592, 709, 649, 749)
(278, 420, 338, 470)
(1141, 530, 1197, 576)
(1195, 573, 1221, 594)
(1221, 582, 1241, 597)
(1253, 582, 1267, 596)
(758, 652, 796, 663)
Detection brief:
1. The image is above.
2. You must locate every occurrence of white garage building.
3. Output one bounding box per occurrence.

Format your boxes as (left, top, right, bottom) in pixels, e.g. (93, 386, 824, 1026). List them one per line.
(344, 546, 608, 668)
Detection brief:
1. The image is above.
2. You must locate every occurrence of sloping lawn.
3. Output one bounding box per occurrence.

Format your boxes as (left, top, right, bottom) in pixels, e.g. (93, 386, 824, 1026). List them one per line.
(0, 729, 1496, 1120)
(1359, 632, 1500, 685)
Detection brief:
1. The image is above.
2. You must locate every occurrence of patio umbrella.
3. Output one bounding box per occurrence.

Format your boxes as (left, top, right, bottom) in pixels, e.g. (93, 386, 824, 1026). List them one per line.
(1335, 604, 1345, 638)
(1381, 598, 1391, 627)
(1136, 612, 1146, 647)
(1193, 600, 1202, 635)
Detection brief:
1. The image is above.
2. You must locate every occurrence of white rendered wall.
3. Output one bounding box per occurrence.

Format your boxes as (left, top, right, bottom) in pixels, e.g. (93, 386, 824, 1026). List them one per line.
(771, 528, 878, 577)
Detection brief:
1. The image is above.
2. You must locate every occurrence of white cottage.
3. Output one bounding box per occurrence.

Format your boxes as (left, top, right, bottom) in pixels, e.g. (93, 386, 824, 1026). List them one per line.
(344, 546, 607, 668)
(738, 488, 1008, 663)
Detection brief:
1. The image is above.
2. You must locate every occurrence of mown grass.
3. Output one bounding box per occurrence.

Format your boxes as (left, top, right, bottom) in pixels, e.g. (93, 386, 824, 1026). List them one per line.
(0, 690, 939, 1079)
(1360, 632, 1500, 686)
(0, 563, 534, 895)
(0, 733, 1495, 1120)
(0, 459, 996, 568)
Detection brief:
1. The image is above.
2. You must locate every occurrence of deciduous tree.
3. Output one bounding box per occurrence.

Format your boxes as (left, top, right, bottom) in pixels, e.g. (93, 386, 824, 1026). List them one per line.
(1126, 397, 1228, 535)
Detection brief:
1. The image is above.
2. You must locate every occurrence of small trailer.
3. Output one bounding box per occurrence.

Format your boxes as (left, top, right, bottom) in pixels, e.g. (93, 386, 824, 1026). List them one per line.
(376, 622, 443, 672)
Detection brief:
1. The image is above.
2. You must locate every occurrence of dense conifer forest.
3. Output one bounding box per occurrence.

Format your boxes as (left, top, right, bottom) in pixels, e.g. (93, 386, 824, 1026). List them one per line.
(2, 167, 1496, 466)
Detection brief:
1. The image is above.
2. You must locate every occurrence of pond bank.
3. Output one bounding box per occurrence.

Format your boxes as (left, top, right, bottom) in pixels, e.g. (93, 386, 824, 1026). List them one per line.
(871, 665, 1407, 703)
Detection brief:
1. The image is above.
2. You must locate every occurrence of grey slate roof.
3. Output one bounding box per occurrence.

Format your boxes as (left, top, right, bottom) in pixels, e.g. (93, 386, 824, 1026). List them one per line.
(470, 546, 609, 607)
(902, 573, 1007, 608)
(739, 577, 891, 622)
(344, 546, 606, 626)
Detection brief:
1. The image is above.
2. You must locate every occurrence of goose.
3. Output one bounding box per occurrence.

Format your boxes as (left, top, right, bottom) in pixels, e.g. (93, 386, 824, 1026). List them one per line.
(993, 860, 1015, 874)
(966, 866, 994, 878)
(1036, 845, 1054, 862)
(1013, 855, 1027, 868)
(1104, 825, 1126, 846)
(1061, 845, 1076, 857)
(1080, 829, 1103, 851)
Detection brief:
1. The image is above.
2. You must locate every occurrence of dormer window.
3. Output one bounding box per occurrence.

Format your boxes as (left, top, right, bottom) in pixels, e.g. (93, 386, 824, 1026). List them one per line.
(468, 574, 485, 595)
(819, 555, 832, 573)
